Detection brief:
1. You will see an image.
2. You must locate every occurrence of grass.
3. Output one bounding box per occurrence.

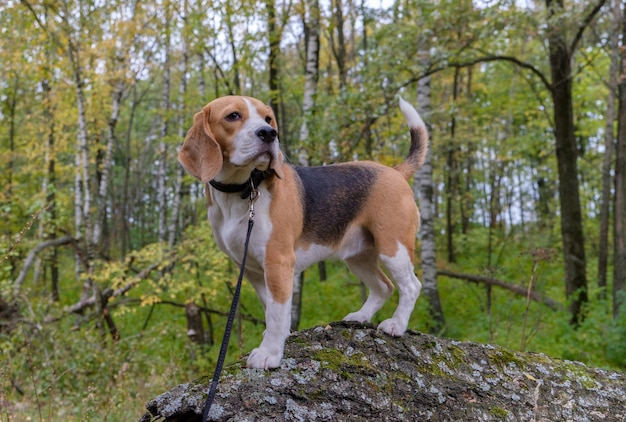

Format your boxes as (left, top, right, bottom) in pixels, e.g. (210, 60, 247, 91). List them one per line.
(2, 227, 626, 420)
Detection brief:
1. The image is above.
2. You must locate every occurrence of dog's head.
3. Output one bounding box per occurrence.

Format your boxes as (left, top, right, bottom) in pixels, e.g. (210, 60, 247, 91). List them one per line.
(178, 95, 284, 183)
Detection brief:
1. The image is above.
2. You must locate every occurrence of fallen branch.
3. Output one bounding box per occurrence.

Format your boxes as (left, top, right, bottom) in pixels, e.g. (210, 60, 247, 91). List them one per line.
(437, 269, 562, 311)
(156, 300, 265, 325)
(13, 235, 74, 294)
(65, 261, 161, 314)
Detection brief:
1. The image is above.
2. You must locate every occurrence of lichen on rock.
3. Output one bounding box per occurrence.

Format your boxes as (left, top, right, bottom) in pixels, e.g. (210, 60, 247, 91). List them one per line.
(141, 321, 626, 422)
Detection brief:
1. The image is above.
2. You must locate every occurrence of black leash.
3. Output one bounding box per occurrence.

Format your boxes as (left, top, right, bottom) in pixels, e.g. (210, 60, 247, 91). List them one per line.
(202, 181, 259, 422)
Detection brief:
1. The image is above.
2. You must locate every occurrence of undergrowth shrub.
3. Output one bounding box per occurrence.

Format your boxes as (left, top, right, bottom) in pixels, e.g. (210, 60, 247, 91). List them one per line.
(2, 222, 625, 421)
(606, 296, 626, 368)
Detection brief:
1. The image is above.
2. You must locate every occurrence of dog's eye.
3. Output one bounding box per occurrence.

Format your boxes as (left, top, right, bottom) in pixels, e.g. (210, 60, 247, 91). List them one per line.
(265, 116, 272, 124)
(225, 112, 241, 122)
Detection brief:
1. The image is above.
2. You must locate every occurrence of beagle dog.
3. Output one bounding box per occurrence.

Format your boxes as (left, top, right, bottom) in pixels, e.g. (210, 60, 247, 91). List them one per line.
(179, 95, 429, 369)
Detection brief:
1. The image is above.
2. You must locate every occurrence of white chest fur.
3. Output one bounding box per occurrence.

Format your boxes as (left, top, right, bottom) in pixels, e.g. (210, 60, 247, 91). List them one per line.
(208, 187, 274, 274)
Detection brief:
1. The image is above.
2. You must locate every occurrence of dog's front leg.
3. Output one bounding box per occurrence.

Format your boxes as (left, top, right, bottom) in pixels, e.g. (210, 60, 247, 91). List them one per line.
(247, 297, 292, 369)
(246, 254, 294, 369)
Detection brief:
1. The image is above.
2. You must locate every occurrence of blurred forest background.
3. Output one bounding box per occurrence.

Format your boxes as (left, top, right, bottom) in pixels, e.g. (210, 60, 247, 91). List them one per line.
(2, 0, 626, 419)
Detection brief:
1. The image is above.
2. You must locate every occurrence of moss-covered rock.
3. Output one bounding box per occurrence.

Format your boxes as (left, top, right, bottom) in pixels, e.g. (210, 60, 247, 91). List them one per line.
(141, 321, 626, 421)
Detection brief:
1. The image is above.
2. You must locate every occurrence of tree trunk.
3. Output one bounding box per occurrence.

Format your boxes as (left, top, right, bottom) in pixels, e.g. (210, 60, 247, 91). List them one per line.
(317, 262, 327, 281)
(225, 2, 241, 94)
(461, 67, 474, 235)
(157, 23, 171, 244)
(67, 36, 97, 305)
(266, 0, 281, 115)
(445, 68, 461, 264)
(3, 73, 18, 277)
(414, 47, 445, 334)
(68, 39, 89, 287)
(41, 66, 60, 301)
(298, 0, 321, 164)
(74, 57, 91, 246)
(330, 0, 347, 90)
(598, 0, 620, 298)
(94, 80, 124, 251)
(545, 0, 588, 325)
(488, 160, 504, 235)
(614, 0, 626, 316)
(290, 272, 304, 331)
(5, 74, 18, 201)
(291, 0, 321, 330)
(168, 2, 189, 248)
(186, 302, 206, 345)
(121, 84, 139, 258)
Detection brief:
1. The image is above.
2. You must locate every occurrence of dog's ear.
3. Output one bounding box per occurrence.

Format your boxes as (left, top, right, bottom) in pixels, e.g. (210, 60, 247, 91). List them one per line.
(178, 105, 222, 183)
(271, 150, 285, 179)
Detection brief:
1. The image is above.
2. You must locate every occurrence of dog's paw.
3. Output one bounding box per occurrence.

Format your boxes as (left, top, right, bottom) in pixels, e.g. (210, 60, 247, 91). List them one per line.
(377, 318, 407, 337)
(343, 311, 371, 323)
(246, 347, 283, 370)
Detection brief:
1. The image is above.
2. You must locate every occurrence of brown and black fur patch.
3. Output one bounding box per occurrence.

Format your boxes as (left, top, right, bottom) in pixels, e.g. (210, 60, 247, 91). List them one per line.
(295, 164, 378, 244)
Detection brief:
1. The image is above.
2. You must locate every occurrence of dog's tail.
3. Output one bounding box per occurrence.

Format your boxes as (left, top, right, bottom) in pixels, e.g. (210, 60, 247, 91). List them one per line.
(394, 97, 429, 181)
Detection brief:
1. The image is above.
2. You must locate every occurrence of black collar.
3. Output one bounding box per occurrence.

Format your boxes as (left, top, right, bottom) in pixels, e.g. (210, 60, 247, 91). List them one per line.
(209, 169, 266, 199)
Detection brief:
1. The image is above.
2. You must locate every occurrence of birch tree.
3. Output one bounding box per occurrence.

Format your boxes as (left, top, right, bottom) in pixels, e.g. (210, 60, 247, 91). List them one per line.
(168, 0, 190, 248)
(57, 1, 94, 285)
(94, 66, 126, 251)
(22, 0, 96, 281)
(292, 0, 321, 331)
(415, 56, 445, 334)
(39, 24, 60, 301)
(157, 7, 172, 244)
(299, 0, 321, 164)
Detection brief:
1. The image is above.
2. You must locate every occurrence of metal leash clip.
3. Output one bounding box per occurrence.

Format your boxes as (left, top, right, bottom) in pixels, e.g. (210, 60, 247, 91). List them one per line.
(248, 180, 260, 220)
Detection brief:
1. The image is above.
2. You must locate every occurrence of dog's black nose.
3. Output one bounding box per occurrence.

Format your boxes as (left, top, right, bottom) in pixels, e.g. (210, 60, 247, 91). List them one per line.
(256, 126, 277, 143)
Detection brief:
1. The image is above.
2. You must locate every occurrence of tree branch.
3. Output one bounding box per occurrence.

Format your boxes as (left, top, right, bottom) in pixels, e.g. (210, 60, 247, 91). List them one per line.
(13, 236, 74, 295)
(569, 0, 608, 54)
(455, 54, 552, 92)
(400, 54, 552, 94)
(64, 261, 161, 314)
(204, 48, 235, 95)
(437, 269, 562, 311)
(156, 300, 265, 325)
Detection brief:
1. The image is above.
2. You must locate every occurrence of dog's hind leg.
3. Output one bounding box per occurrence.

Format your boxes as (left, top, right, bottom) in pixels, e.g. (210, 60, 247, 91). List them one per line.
(377, 244, 422, 336)
(246, 270, 269, 309)
(343, 253, 394, 324)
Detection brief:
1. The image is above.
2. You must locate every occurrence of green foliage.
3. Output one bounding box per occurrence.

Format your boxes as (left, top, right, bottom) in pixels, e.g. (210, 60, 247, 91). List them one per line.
(431, 225, 624, 371)
(0, 220, 266, 420)
(605, 296, 626, 368)
(3, 225, 625, 420)
(2, 300, 192, 420)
